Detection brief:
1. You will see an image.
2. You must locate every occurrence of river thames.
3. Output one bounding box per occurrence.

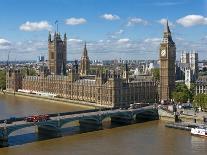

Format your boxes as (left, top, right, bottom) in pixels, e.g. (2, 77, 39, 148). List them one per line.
(0, 94, 206, 155)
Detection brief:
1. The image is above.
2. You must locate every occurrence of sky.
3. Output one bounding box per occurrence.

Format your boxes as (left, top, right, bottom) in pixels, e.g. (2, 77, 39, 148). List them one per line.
(0, 0, 207, 61)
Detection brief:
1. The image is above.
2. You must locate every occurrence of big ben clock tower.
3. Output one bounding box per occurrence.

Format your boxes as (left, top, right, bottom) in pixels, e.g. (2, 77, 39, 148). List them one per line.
(159, 20, 176, 102)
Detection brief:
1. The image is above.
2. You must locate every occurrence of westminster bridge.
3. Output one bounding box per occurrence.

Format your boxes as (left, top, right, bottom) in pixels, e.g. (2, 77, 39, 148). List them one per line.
(0, 105, 159, 147)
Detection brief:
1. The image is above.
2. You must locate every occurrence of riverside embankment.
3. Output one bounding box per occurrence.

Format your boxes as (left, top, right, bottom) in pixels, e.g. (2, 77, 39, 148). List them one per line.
(1, 91, 104, 109)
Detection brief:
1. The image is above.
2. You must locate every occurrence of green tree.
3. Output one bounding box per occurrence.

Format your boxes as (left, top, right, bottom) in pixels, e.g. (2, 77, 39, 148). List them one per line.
(21, 67, 37, 76)
(193, 94, 207, 110)
(151, 68, 160, 81)
(172, 91, 188, 103)
(189, 83, 196, 101)
(0, 70, 6, 90)
(172, 83, 192, 103)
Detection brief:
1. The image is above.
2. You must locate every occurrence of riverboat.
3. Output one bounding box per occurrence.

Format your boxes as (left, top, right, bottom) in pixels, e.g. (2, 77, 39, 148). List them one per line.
(191, 126, 207, 137)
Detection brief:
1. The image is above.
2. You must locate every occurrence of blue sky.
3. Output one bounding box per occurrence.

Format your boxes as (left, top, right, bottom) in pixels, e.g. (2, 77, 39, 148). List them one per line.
(0, 0, 207, 60)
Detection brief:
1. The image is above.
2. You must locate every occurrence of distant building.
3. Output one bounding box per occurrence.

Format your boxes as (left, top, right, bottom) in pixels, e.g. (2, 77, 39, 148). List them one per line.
(37, 55, 45, 62)
(177, 51, 198, 89)
(195, 76, 207, 95)
(180, 52, 189, 63)
(6, 69, 22, 92)
(185, 69, 192, 89)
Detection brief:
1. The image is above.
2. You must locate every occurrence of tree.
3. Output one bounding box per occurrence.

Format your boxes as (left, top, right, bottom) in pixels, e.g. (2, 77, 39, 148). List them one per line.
(0, 70, 6, 90)
(21, 67, 37, 76)
(193, 94, 207, 110)
(172, 83, 192, 103)
(172, 91, 188, 103)
(151, 68, 160, 81)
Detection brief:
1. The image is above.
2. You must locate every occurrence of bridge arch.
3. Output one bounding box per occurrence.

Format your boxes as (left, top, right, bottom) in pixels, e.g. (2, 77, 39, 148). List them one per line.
(37, 123, 59, 131)
(59, 119, 80, 128)
(6, 124, 34, 136)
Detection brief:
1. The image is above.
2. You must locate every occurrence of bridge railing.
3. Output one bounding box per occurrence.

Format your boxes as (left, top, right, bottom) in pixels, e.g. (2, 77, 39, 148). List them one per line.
(0, 108, 118, 124)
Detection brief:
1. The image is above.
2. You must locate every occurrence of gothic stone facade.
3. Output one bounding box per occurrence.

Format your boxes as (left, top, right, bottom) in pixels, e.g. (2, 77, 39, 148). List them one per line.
(6, 69, 22, 92)
(48, 32, 67, 75)
(159, 21, 176, 101)
(80, 43, 90, 76)
(6, 69, 158, 108)
(196, 76, 207, 95)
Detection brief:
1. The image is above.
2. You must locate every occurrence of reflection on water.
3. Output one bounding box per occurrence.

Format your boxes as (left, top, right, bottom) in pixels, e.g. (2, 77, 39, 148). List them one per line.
(191, 136, 207, 153)
(0, 94, 207, 155)
(7, 119, 129, 147)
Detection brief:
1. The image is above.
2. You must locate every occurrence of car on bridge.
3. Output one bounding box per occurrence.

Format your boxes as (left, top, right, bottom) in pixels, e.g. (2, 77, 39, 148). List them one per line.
(25, 115, 50, 122)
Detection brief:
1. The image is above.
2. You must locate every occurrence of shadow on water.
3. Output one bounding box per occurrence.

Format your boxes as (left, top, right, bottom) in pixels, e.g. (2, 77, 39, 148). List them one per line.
(3, 120, 155, 147)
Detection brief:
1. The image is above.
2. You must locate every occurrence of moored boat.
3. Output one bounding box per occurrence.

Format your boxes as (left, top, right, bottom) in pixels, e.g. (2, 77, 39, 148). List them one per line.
(191, 126, 207, 137)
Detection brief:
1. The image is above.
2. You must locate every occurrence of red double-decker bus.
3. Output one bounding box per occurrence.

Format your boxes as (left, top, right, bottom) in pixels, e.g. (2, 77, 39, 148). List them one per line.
(25, 115, 50, 122)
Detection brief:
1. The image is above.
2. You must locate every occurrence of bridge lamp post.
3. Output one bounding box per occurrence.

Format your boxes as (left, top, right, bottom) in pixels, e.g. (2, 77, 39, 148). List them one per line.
(58, 113, 60, 127)
(4, 120, 7, 130)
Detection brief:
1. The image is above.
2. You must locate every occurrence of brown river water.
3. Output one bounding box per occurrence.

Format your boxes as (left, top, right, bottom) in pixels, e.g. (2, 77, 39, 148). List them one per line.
(0, 94, 206, 155)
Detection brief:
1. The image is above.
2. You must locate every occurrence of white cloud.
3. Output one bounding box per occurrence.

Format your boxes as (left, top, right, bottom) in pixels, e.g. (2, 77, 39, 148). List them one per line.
(0, 38, 11, 49)
(98, 40, 104, 43)
(127, 17, 148, 26)
(68, 39, 83, 43)
(20, 21, 52, 31)
(154, 2, 184, 6)
(0, 38, 10, 45)
(65, 18, 87, 25)
(158, 18, 174, 27)
(101, 14, 120, 21)
(116, 29, 124, 34)
(1, 36, 207, 61)
(117, 38, 130, 44)
(144, 38, 161, 43)
(176, 15, 207, 27)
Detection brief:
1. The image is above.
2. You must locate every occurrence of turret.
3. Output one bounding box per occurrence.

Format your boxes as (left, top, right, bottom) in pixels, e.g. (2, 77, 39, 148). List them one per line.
(68, 60, 79, 82)
(48, 32, 51, 42)
(64, 33, 67, 41)
(123, 63, 129, 82)
(48, 32, 67, 75)
(6, 68, 22, 92)
(83, 42, 88, 57)
(80, 42, 90, 76)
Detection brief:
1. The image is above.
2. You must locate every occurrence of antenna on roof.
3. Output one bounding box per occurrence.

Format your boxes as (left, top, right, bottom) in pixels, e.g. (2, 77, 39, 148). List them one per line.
(7, 51, 11, 69)
(55, 20, 58, 32)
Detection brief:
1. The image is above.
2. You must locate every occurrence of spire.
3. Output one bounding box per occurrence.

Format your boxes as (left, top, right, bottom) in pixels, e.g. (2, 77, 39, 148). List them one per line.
(162, 19, 174, 44)
(164, 20, 171, 33)
(125, 62, 129, 72)
(64, 33, 67, 40)
(48, 32, 51, 41)
(83, 42, 88, 57)
(55, 20, 58, 33)
(74, 60, 79, 74)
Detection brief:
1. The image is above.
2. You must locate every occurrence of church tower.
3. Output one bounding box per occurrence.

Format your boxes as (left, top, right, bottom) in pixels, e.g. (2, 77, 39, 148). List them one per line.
(159, 20, 176, 101)
(80, 43, 90, 76)
(48, 32, 67, 75)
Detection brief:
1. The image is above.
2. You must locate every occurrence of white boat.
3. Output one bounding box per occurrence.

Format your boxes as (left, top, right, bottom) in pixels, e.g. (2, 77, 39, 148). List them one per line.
(191, 126, 207, 137)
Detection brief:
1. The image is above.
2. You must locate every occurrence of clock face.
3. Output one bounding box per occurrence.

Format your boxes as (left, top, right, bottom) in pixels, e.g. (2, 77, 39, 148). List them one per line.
(161, 49, 166, 57)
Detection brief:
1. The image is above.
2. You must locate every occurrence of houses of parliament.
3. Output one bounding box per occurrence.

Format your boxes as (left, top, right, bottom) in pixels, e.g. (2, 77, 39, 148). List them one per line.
(6, 22, 175, 107)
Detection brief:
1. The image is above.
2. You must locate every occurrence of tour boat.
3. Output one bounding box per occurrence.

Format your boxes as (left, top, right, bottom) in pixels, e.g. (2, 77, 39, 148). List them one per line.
(191, 126, 207, 137)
